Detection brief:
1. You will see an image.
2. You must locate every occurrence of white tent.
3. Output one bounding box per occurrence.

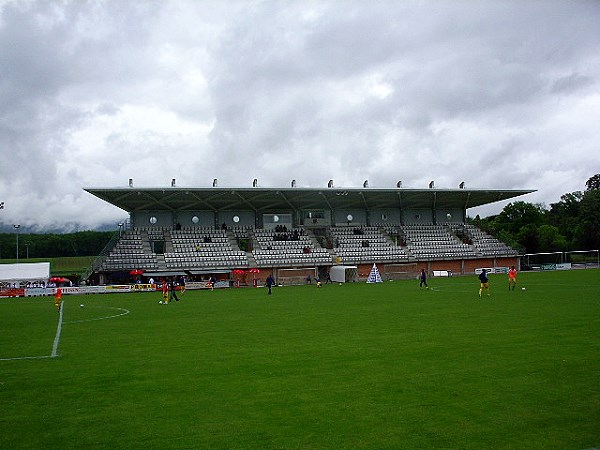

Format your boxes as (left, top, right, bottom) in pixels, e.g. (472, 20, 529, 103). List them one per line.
(366, 263, 383, 283)
(0, 262, 50, 282)
(329, 265, 358, 283)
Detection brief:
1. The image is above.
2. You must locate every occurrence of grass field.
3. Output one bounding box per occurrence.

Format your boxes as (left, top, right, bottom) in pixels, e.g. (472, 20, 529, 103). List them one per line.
(1, 269, 599, 449)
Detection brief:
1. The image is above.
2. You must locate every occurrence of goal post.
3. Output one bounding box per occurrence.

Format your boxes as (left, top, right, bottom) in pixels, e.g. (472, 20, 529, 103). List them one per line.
(522, 252, 563, 270)
(564, 250, 600, 268)
(522, 250, 599, 270)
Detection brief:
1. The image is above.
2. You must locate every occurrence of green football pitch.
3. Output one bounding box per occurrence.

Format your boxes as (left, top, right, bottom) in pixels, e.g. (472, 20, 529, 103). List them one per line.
(1, 269, 599, 449)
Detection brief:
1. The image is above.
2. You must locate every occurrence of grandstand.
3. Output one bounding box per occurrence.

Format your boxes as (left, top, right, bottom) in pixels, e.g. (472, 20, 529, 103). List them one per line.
(85, 184, 534, 285)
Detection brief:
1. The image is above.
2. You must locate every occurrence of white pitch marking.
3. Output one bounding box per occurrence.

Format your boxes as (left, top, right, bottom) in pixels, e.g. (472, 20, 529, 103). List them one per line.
(1, 303, 130, 361)
(0, 301, 64, 361)
(50, 299, 64, 357)
(0, 355, 54, 361)
(63, 306, 130, 324)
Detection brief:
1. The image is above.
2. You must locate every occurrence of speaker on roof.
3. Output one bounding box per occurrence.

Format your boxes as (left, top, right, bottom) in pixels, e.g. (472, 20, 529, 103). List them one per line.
(128, 178, 133, 187)
(396, 181, 402, 188)
(171, 178, 176, 187)
(212, 178, 218, 187)
(253, 179, 258, 187)
(328, 180, 334, 188)
(429, 181, 435, 189)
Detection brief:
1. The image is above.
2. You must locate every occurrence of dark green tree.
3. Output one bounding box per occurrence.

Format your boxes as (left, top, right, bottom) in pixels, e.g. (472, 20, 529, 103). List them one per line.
(548, 191, 583, 248)
(585, 173, 600, 191)
(0, 231, 113, 259)
(495, 201, 546, 235)
(516, 223, 541, 254)
(537, 224, 568, 252)
(576, 189, 600, 249)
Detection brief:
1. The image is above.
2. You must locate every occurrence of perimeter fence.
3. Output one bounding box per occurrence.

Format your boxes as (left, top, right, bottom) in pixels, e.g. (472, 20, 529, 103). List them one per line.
(521, 250, 599, 271)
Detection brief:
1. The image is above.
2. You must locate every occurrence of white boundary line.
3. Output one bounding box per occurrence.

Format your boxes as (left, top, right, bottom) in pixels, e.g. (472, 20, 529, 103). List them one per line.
(50, 300, 64, 357)
(0, 355, 54, 361)
(1, 302, 130, 361)
(63, 306, 130, 324)
(0, 301, 64, 361)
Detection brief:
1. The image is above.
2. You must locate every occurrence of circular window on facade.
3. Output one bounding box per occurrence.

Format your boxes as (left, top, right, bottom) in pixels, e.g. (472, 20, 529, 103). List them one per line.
(381, 214, 388, 221)
(273, 215, 280, 223)
(346, 214, 353, 222)
(233, 215, 240, 223)
(191, 216, 200, 224)
(149, 216, 157, 225)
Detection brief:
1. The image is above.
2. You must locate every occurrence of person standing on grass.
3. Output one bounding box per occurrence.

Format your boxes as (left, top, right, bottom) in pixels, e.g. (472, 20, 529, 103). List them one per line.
(178, 276, 186, 296)
(162, 281, 169, 303)
(478, 269, 491, 298)
(326, 271, 332, 284)
(54, 287, 63, 311)
(508, 266, 517, 291)
(419, 268, 428, 289)
(169, 278, 180, 302)
(266, 274, 275, 295)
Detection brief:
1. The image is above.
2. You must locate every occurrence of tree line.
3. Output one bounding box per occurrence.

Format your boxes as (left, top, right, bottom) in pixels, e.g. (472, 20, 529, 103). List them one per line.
(0, 230, 113, 260)
(470, 174, 600, 254)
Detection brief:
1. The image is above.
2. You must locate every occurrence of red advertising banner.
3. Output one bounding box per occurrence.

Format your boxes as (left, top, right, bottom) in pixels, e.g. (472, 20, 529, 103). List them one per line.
(0, 288, 26, 297)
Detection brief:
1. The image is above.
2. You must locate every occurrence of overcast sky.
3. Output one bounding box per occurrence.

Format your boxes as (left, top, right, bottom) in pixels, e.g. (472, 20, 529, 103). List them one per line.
(1, 0, 599, 231)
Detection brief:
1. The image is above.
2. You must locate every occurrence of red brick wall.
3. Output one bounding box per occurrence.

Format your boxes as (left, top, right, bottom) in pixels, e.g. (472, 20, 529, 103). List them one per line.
(430, 260, 463, 274)
(260, 256, 521, 284)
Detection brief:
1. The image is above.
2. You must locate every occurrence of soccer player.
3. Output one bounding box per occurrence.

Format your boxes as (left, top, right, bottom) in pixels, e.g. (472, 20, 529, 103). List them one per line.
(478, 269, 491, 298)
(508, 266, 517, 291)
(266, 274, 275, 295)
(54, 287, 63, 311)
(178, 276, 186, 296)
(161, 281, 169, 304)
(419, 269, 428, 289)
(169, 278, 180, 302)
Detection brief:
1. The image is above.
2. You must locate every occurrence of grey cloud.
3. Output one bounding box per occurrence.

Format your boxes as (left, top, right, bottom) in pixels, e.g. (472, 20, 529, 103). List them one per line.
(550, 73, 594, 95)
(1, 0, 599, 229)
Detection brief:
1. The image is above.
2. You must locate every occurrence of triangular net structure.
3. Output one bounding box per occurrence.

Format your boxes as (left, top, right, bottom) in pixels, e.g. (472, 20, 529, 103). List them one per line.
(366, 263, 383, 283)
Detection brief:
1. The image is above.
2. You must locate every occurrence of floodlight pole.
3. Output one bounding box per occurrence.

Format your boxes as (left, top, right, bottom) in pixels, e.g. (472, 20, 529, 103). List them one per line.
(14, 224, 20, 263)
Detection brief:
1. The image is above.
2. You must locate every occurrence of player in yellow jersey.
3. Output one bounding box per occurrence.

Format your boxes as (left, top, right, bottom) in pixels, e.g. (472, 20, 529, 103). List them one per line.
(54, 287, 63, 311)
(478, 269, 491, 298)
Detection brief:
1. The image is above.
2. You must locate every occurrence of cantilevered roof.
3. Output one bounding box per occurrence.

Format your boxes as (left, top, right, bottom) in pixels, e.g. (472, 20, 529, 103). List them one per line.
(84, 186, 536, 212)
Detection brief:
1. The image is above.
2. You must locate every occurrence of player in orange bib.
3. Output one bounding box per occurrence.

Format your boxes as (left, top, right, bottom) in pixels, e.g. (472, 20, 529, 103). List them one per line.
(508, 265, 517, 291)
(54, 287, 63, 311)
